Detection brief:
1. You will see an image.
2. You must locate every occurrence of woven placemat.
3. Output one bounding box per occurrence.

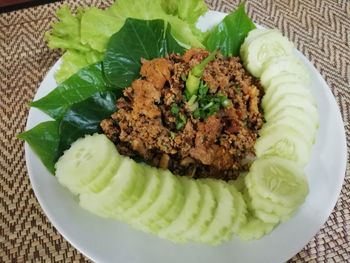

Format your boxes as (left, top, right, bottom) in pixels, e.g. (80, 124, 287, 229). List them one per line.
(1, 0, 349, 262)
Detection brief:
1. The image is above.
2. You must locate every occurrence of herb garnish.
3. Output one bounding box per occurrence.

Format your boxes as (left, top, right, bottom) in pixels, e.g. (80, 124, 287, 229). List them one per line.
(192, 81, 230, 119)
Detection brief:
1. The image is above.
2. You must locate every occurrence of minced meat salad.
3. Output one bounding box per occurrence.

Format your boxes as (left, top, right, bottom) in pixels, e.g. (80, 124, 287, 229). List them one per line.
(101, 48, 264, 181)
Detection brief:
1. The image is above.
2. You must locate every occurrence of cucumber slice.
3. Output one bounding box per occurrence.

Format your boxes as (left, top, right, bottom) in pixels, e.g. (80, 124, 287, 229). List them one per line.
(158, 176, 201, 242)
(248, 157, 309, 207)
(123, 165, 162, 219)
(255, 125, 311, 165)
(56, 133, 118, 195)
(184, 180, 217, 242)
(259, 117, 315, 146)
(156, 175, 186, 230)
(198, 179, 235, 245)
(267, 107, 319, 130)
(79, 157, 144, 220)
(241, 30, 294, 77)
(264, 73, 310, 92)
(131, 170, 181, 232)
(260, 56, 310, 87)
(240, 29, 270, 61)
(228, 172, 248, 193)
(237, 216, 276, 241)
(84, 155, 122, 193)
(264, 95, 318, 124)
(254, 208, 280, 224)
(228, 184, 248, 234)
(246, 179, 297, 216)
(262, 82, 316, 111)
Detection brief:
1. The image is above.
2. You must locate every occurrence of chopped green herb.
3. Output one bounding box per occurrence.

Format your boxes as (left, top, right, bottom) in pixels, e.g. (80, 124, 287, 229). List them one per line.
(191, 81, 228, 119)
(170, 103, 180, 116)
(176, 113, 187, 130)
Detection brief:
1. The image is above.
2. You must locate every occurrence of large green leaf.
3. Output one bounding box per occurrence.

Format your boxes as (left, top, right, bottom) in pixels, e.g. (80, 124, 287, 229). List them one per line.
(30, 63, 108, 120)
(18, 121, 59, 174)
(103, 18, 185, 88)
(57, 91, 117, 155)
(205, 3, 255, 56)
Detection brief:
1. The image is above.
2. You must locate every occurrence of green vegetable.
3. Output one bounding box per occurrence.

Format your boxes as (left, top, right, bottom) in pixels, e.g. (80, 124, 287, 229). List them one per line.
(254, 121, 311, 166)
(161, 0, 207, 24)
(30, 63, 108, 120)
(182, 181, 216, 241)
(197, 179, 235, 245)
(109, 0, 205, 48)
(46, 0, 207, 82)
(56, 133, 121, 195)
(240, 29, 294, 77)
(130, 169, 182, 232)
(185, 50, 216, 98)
(80, 157, 147, 220)
(45, 5, 88, 52)
(80, 7, 124, 53)
(159, 177, 201, 241)
(18, 121, 59, 174)
(176, 113, 187, 130)
(246, 156, 309, 210)
(260, 56, 311, 87)
(45, 5, 102, 83)
(205, 2, 255, 56)
(103, 18, 185, 88)
(57, 91, 117, 156)
(54, 50, 104, 84)
(170, 104, 180, 115)
(192, 82, 228, 119)
(123, 165, 162, 218)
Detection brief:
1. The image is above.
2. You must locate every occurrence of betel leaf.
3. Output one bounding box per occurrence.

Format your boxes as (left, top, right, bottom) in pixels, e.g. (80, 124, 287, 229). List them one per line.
(103, 18, 185, 88)
(30, 63, 109, 120)
(205, 2, 255, 56)
(57, 91, 117, 156)
(18, 121, 59, 174)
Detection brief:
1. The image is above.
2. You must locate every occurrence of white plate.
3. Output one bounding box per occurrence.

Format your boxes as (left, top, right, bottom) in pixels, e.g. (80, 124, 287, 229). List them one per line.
(24, 11, 347, 263)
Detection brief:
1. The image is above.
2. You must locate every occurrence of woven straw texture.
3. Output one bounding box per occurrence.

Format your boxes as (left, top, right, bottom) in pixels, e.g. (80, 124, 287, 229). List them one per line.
(1, 0, 349, 262)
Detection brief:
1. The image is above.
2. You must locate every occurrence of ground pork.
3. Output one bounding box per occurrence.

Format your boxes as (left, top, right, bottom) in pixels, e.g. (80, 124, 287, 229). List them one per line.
(101, 48, 264, 181)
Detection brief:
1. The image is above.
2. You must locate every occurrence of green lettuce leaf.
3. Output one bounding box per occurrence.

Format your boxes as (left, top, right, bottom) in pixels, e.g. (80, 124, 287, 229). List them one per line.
(54, 50, 104, 83)
(103, 18, 185, 88)
(161, 0, 207, 24)
(205, 2, 255, 56)
(57, 91, 117, 155)
(80, 7, 124, 53)
(108, 0, 204, 48)
(30, 63, 108, 120)
(45, 5, 89, 52)
(18, 121, 59, 174)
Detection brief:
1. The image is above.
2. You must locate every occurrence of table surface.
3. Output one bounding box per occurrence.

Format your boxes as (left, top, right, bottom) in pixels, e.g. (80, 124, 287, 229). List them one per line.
(1, 0, 349, 262)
